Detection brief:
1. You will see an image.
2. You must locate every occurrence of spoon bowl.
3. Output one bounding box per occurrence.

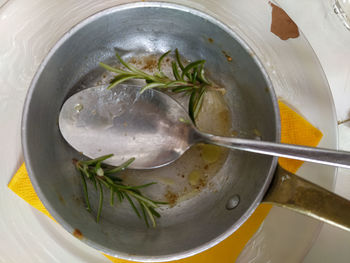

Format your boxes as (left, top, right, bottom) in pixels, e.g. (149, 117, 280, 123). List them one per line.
(59, 85, 193, 169)
(59, 84, 350, 169)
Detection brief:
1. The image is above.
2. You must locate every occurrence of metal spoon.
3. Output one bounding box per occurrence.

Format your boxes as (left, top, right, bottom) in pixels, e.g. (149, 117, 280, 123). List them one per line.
(59, 85, 350, 169)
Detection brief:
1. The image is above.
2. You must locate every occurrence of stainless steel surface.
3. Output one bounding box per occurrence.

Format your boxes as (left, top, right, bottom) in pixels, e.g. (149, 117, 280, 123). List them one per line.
(59, 85, 350, 169)
(59, 85, 192, 169)
(201, 134, 350, 169)
(22, 3, 279, 260)
(264, 166, 350, 232)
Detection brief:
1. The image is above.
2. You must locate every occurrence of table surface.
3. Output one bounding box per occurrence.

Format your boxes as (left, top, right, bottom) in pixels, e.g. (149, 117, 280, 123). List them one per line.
(279, 0, 350, 261)
(1, 0, 350, 262)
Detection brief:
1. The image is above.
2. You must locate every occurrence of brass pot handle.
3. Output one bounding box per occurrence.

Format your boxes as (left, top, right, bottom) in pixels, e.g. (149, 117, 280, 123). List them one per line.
(263, 165, 350, 231)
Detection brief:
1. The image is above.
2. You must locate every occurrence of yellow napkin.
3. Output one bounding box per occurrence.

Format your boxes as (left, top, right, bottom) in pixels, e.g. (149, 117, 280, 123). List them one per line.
(8, 101, 322, 263)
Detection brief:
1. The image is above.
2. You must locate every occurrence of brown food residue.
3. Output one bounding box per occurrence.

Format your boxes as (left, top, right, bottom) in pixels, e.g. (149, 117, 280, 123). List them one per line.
(222, 50, 232, 62)
(270, 3, 299, 40)
(208, 38, 214, 43)
(165, 190, 178, 206)
(73, 229, 83, 239)
(58, 194, 65, 205)
(141, 56, 158, 71)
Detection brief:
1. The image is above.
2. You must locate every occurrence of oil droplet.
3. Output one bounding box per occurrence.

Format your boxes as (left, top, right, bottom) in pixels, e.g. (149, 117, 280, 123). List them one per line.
(188, 170, 201, 186)
(201, 144, 222, 164)
(74, 103, 83, 112)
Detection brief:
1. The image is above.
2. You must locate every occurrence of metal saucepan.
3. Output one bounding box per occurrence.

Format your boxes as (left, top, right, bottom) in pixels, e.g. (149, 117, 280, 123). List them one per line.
(22, 2, 350, 261)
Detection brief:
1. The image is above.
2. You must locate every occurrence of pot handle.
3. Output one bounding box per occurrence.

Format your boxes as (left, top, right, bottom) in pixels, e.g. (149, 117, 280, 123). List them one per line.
(262, 165, 350, 231)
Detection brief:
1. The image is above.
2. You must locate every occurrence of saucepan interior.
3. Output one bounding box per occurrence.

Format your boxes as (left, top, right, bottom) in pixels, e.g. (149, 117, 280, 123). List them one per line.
(22, 2, 279, 261)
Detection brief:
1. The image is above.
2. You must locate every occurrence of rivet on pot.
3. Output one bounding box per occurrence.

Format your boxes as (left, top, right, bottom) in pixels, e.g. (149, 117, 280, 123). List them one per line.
(226, 194, 240, 210)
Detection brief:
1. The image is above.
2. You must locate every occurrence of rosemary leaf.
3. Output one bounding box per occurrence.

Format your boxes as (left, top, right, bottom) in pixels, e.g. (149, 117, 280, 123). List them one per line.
(194, 87, 206, 119)
(188, 90, 197, 123)
(80, 171, 91, 212)
(158, 50, 171, 73)
(74, 154, 165, 227)
(139, 200, 149, 228)
(120, 191, 125, 201)
(149, 207, 161, 218)
(164, 80, 190, 88)
(142, 203, 156, 228)
(181, 60, 205, 80)
(153, 72, 164, 79)
(90, 174, 97, 191)
(107, 75, 137, 90)
(197, 64, 211, 85)
(171, 61, 181, 81)
(82, 154, 113, 166)
(115, 52, 135, 72)
(104, 176, 114, 185)
(110, 188, 114, 206)
(99, 62, 126, 74)
(191, 66, 198, 84)
(97, 180, 103, 223)
(140, 82, 166, 93)
(109, 184, 135, 190)
(172, 86, 193, 93)
(175, 48, 185, 70)
(78, 165, 91, 179)
(127, 190, 158, 208)
(105, 157, 135, 175)
(116, 189, 123, 202)
(125, 194, 141, 219)
(110, 177, 122, 182)
(115, 52, 151, 79)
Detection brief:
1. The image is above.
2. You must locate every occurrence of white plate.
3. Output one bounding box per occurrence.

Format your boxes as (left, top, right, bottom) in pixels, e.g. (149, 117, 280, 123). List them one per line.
(0, 0, 337, 262)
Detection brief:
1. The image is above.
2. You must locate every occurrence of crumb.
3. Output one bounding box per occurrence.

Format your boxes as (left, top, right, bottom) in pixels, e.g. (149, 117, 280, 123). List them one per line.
(222, 50, 232, 62)
(73, 229, 83, 239)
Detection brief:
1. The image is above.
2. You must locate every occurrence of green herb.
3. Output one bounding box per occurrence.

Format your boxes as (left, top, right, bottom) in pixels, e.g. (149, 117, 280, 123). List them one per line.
(99, 49, 214, 123)
(73, 154, 166, 227)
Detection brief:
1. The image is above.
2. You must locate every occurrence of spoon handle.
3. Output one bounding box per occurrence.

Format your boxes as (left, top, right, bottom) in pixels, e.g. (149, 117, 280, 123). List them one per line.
(199, 133, 350, 169)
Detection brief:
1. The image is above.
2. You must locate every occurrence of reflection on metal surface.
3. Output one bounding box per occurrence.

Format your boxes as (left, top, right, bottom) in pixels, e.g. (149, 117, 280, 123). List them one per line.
(264, 166, 350, 231)
(334, 1, 350, 30)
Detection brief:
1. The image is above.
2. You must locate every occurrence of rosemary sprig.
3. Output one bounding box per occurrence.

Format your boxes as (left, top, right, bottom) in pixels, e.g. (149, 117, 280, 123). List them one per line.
(73, 154, 166, 227)
(99, 49, 213, 123)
